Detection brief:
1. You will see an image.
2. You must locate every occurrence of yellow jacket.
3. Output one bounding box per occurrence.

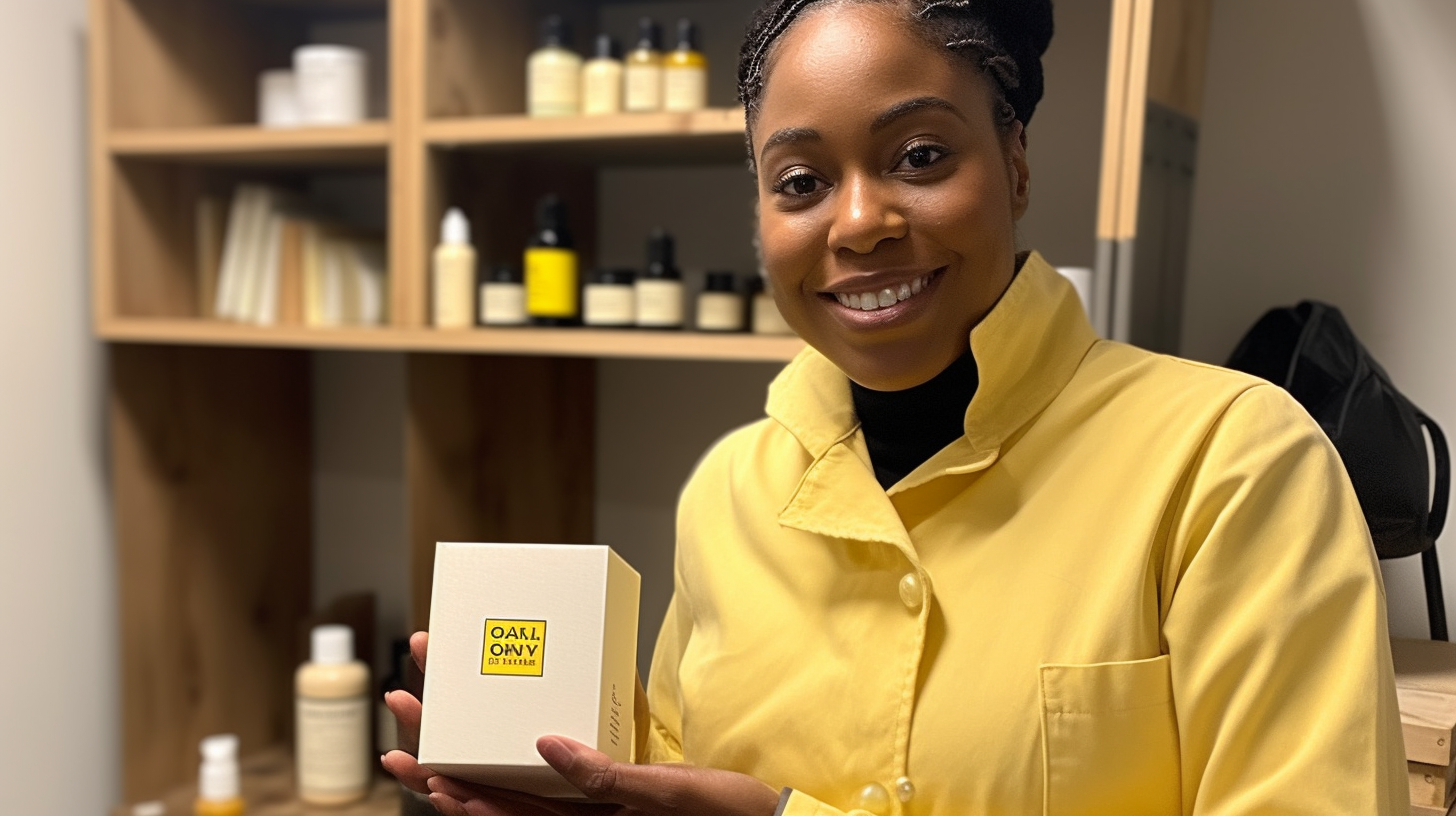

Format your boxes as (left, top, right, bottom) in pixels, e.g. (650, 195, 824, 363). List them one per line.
(641, 252, 1408, 815)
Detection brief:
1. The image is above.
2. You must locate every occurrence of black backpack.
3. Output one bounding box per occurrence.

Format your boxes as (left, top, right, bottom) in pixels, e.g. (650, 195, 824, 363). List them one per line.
(1226, 301, 1450, 638)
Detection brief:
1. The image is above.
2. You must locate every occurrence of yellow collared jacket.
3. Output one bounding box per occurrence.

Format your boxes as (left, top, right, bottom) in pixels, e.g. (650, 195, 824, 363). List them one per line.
(639, 252, 1408, 816)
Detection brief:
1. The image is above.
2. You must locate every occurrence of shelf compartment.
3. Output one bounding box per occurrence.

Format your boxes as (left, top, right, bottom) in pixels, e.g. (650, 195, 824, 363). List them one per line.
(424, 109, 748, 163)
(110, 123, 392, 165)
(98, 319, 807, 363)
(111, 745, 400, 816)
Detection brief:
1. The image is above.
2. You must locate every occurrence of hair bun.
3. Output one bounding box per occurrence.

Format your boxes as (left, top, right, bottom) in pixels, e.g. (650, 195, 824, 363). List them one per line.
(987, 0, 1055, 59)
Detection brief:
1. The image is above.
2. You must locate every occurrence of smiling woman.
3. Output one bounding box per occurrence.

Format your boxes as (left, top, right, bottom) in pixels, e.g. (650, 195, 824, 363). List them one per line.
(384, 3, 1410, 815)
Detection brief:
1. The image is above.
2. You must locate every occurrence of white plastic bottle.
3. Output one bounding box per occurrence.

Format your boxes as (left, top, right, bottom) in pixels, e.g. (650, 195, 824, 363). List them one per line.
(296, 625, 370, 806)
(528, 15, 582, 117)
(433, 207, 477, 329)
(194, 734, 244, 816)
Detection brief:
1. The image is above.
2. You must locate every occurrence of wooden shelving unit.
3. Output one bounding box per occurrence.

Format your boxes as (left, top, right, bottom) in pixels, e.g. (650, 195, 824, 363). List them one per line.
(109, 123, 393, 164)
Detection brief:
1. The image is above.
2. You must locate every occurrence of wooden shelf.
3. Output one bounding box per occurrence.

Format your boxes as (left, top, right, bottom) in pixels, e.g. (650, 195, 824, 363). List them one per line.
(424, 109, 749, 164)
(111, 747, 400, 816)
(109, 123, 392, 165)
(98, 319, 806, 362)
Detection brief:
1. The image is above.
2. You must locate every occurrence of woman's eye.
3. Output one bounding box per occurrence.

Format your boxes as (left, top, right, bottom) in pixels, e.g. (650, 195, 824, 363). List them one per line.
(773, 172, 826, 197)
(899, 144, 947, 171)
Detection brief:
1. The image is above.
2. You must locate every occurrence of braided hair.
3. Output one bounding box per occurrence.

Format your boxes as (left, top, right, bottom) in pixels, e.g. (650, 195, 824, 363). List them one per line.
(738, 0, 1055, 162)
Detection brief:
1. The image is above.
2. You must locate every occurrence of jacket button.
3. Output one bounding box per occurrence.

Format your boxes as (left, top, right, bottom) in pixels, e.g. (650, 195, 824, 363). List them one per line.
(894, 776, 915, 803)
(898, 572, 923, 610)
(854, 782, 892, 814)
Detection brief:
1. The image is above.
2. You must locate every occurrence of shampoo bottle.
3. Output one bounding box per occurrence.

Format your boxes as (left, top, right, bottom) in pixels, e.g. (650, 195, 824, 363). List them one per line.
(194, 734, 244, 816)
(432, 207, 476, 329)
(582, 35, 623, 116)
(623, 18, 663, 113)
(663, 19, 708, 112)
(296, 624, 370, 806)
(636, 229, 684, 329)
(528, 15, 581, 117)
(525, 195, 580, 325)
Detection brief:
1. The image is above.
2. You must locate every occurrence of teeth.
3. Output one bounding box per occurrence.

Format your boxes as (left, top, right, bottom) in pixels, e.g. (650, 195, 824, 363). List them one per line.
(833, 272, 936, 313)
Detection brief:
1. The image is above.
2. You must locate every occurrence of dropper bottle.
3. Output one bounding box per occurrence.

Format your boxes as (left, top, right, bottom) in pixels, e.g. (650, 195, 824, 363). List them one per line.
(194, 734, 244, 816)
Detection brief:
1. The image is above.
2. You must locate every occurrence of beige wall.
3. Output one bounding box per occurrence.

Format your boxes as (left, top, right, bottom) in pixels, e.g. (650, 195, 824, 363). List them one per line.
(1182, 0, 1456, 637)
(0, 0, 117, 812)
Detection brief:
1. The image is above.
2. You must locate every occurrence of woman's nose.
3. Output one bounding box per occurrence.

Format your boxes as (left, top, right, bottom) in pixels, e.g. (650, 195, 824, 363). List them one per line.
(827, 175, 908, 255)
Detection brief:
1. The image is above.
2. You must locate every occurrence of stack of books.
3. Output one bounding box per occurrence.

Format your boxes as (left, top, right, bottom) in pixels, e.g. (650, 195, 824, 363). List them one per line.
(1394, 638, 1456, 815)
(197, 184, 388, 328)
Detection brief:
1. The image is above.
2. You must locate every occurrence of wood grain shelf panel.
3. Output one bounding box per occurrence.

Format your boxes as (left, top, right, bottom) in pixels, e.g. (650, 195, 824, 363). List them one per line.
(424, 109, 748, 164)
(111, 746, 400, 816)
(109, 123, 392, 165)
(98, 319, 806, 363)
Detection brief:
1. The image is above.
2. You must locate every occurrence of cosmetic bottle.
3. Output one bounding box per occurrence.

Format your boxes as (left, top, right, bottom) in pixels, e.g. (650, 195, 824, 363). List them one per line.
(697, 271, 744, 332)
(623, 18, 664, 113)
(663, 19, 708, 112)
(432, 207, 476, 329)
(748, 277, 795, 335)
(528, 15, 581, 117)
(194, 734, 244, 816)
(582, 35, 623, 116)
(525, 195, 580, 325)
(636, 230, 684, 329)
(584, 269, 637, 327)
(479, 264, 527, 326)
(296, 624, 370, 806)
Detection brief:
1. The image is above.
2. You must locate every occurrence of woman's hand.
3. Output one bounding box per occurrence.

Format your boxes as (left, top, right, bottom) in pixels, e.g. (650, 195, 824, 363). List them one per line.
(381, 631, 781, 816)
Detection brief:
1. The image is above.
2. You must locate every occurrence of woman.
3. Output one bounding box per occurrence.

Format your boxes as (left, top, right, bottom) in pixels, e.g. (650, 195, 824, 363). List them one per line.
(385, 2, 1409, 813)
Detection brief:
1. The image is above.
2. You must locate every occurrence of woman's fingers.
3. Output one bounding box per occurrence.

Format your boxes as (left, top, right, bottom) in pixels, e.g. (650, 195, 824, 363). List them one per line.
(384, 689, 423, 755)
(537, 736, 779, 815)
(411, 630, 429, 674)
(425, 776, 568, 816)
(382, 749, 436, 796)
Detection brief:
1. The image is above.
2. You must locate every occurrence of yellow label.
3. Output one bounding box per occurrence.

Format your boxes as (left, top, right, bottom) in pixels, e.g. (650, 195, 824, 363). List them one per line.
(481, 619, 547, 676)
(525, 247, 579, 318)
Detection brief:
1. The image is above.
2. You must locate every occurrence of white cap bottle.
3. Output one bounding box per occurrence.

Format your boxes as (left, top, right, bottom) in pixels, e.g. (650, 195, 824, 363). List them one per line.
(194, 734, 243, 816)
(433, 207, 477, 329)
(296, 624, 371, 805)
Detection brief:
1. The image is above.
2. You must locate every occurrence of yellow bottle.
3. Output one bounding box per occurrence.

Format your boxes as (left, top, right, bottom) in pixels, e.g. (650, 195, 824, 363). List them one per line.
(528, 15, 581, 117)
(296, 625, 371, 806)
(581, 34, 623, 116)
(663, 19, 708, 112)
(194, 735, 245, 816)
(525, 195, 579, 325)
(623, 17, 663, 113)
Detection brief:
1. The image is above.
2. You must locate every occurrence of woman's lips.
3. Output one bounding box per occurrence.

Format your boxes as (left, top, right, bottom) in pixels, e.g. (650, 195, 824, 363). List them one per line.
(821, 267, 947, 328)
(829, 269, 937, 312)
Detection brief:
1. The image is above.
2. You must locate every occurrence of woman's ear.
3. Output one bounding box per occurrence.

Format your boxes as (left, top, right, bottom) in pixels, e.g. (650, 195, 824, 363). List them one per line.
(1006, 122, 1031, 221)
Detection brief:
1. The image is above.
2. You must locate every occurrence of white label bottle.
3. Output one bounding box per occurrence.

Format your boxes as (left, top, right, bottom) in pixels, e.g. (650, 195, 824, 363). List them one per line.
(296, 624, 370, 806)
(663, 19, 708, 112)
(636, 229, 684, 329)
(433, 207, 476, 329)
(528, 15, 582, 117)
(624, 18, 663, 113)
(582, 35, 623, 116)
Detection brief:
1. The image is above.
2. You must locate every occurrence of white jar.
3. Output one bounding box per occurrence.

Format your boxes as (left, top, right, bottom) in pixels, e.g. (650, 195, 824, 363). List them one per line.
(293, 45, 368, 125)
(584, 270, 637, 327)
(257, 69, 300, 128)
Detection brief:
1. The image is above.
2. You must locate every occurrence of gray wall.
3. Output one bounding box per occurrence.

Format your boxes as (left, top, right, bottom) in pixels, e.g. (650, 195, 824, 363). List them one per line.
(0, 0, 117, 812)
(1181, 0, 1456, 638)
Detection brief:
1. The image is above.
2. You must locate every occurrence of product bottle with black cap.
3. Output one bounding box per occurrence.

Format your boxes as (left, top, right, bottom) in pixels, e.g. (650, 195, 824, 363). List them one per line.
(635, 229, 684, 329)
(528, 15, 581, 117)
(582, 34, 623, 116)
(624, 17, 664, 113)
(664, 18, 708, 112)
(697, 271, 744, 332)
(525, 195, 579, 325)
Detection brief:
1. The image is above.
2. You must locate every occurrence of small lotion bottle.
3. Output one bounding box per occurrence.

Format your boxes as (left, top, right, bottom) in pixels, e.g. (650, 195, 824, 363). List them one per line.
(582, 35, 623, 116)
(296, 625, 371, 806)
(528, 15, 581, 117)
(636, 229, 684, 329)
(432, 208, 476, 329)
(623, 18, 663, 113)
(584, 269, 637, 327)
(195, 734, 244, 816)
(525, 195, 580, 325)
(479, 264, 527, 326)
(697, 271, 744, 332)
(663, 19, 708, 112)
(749, 277, 795, 335)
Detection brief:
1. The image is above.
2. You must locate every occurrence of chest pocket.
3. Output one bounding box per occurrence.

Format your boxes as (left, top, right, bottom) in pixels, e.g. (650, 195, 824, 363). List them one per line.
(1039, 655, 1181, 816)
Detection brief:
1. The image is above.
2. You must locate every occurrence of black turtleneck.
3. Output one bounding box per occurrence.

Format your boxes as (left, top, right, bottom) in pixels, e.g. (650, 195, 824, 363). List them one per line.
(850, 350, 980, 490)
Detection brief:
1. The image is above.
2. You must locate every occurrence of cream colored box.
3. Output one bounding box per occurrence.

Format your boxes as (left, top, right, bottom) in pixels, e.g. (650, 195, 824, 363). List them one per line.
(418, 542, 640, 798)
